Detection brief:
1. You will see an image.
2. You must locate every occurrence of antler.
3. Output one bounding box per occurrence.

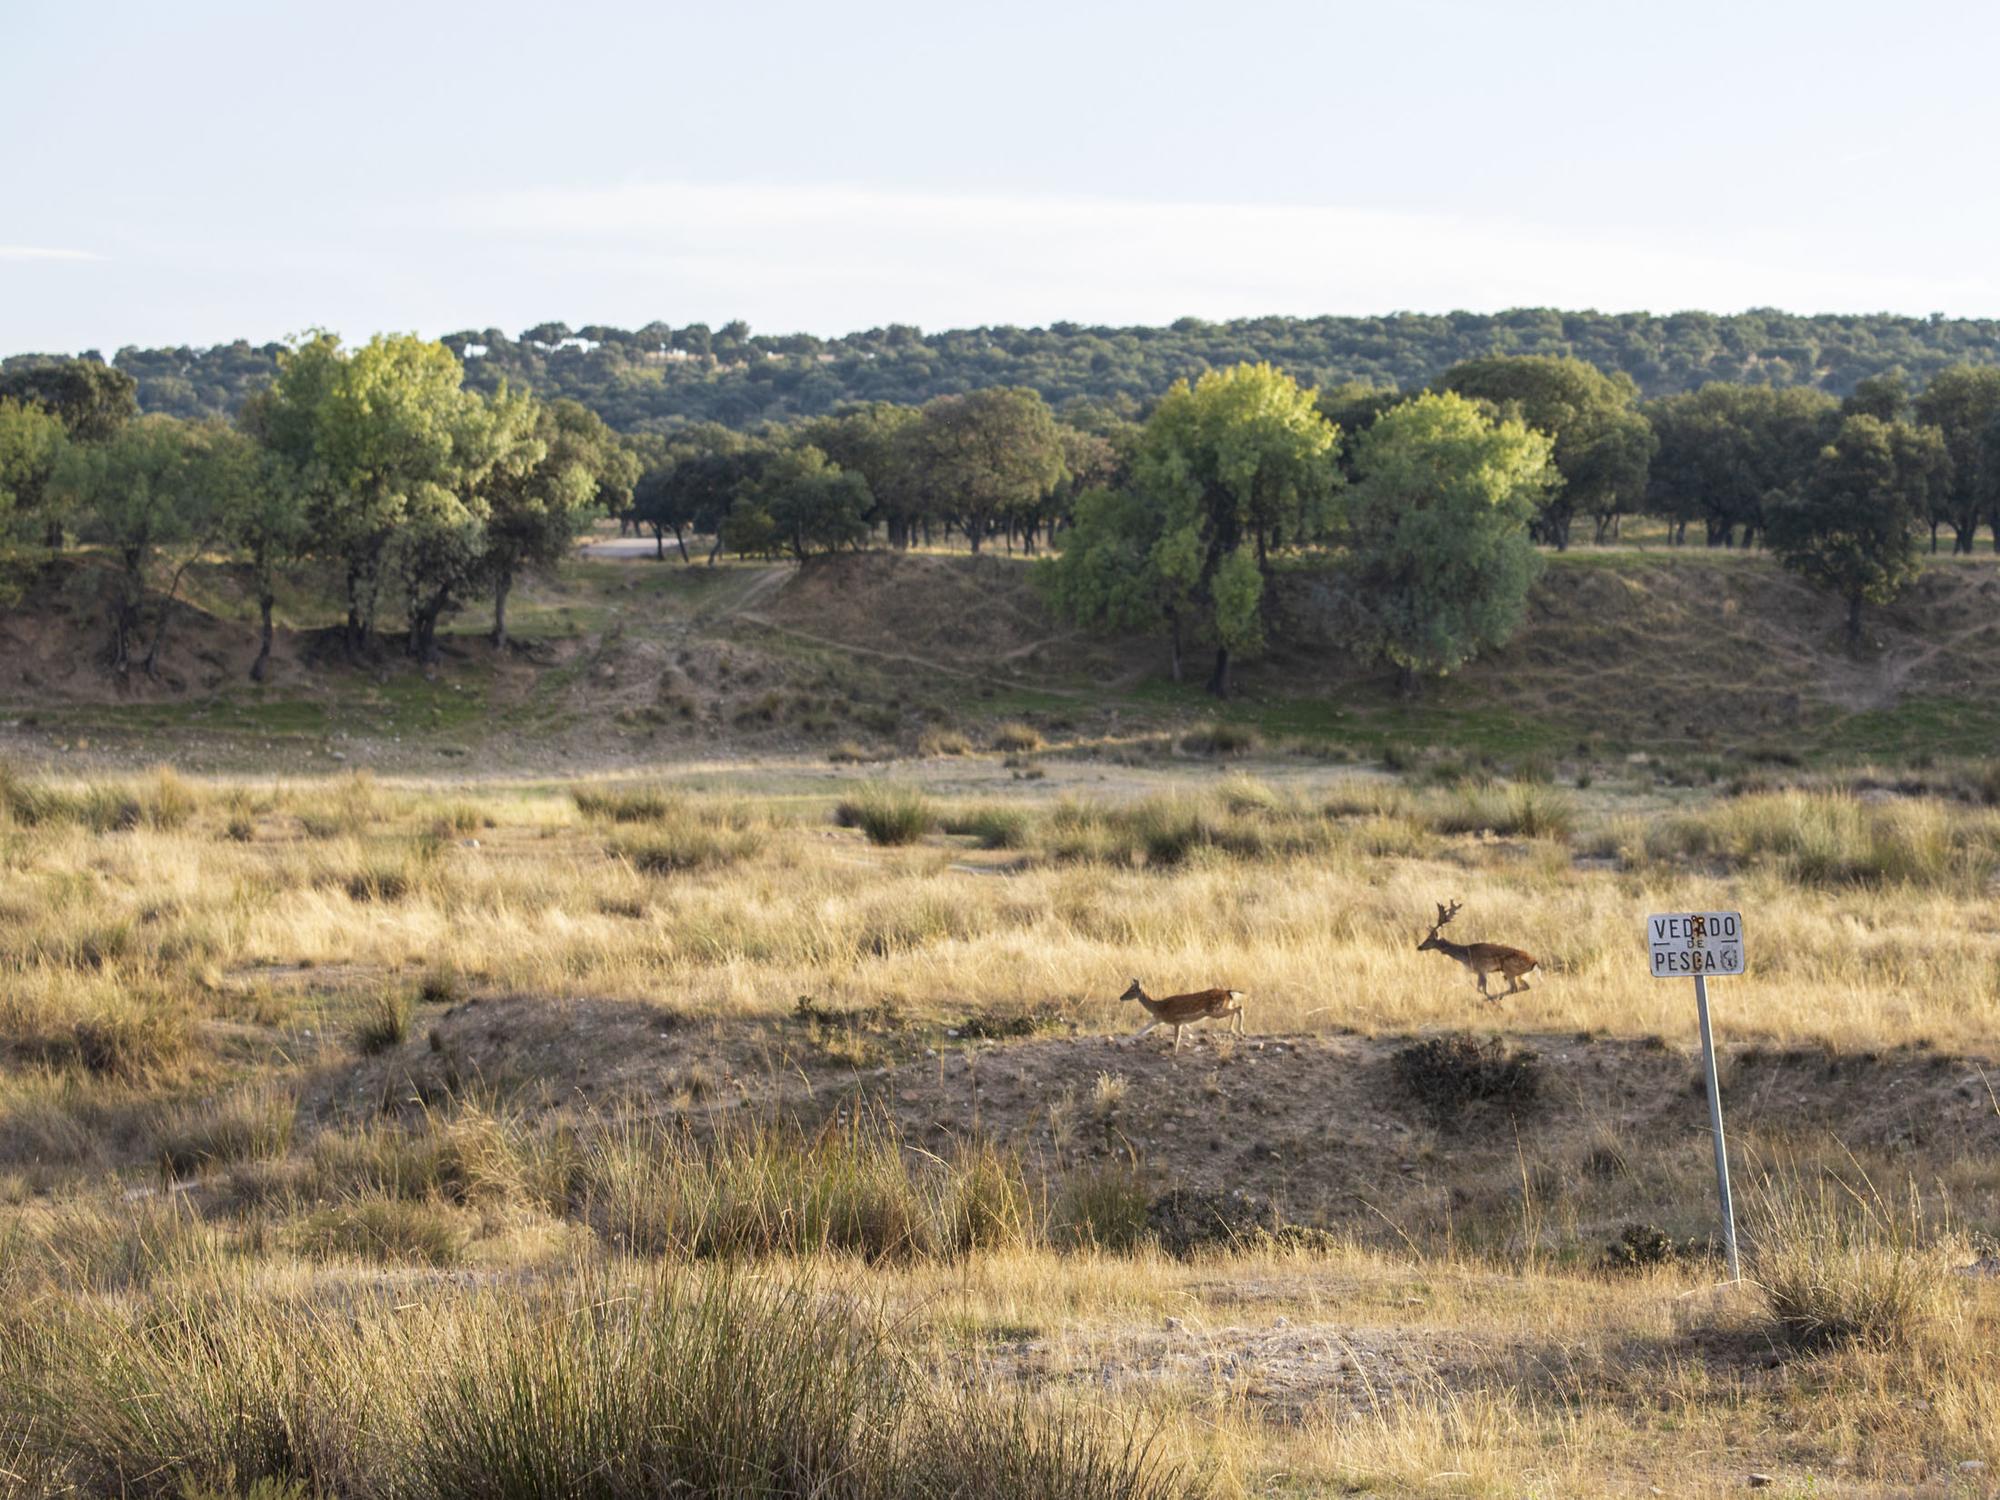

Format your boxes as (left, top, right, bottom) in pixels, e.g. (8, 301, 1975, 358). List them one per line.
(1433, 899, 1463, 930)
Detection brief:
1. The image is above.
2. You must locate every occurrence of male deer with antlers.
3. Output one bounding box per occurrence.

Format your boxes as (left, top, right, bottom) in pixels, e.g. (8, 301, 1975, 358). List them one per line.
(1417, 899, 1538, 1000)
(1119, 979, 1246, 1052)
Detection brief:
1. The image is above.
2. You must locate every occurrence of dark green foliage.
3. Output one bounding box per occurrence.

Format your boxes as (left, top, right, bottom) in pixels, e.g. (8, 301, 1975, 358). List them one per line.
(82, 312, 2000, 431)
(1391, 1034, 1543, 1124)
(1604, 1222, 1713, 1272)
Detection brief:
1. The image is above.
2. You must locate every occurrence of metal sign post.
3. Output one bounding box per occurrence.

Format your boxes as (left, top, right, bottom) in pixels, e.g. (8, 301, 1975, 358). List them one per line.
(1647, 911, 1745, 1281)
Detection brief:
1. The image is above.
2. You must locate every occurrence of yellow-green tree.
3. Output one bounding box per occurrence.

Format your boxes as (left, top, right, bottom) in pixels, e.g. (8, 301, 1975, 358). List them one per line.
(1129, 363, 1340, 696)
(1345, 392, 1552, 693)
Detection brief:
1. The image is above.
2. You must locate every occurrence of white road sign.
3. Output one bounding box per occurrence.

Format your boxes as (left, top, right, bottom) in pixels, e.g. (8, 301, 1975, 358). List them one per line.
(1647, 911, 1746, 978)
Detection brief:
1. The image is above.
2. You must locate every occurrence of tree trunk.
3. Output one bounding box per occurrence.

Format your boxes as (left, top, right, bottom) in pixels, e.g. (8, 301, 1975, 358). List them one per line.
(673, 524, 689, 563)
(1167, 612, 1184, 684)
(1397, 662, 1419, 699)
(652, 527, 665, 560)
(1953, 521, 1975, 555)
(491, 569, 512, 651)
(1846, 592, 1863, 648)
(1929, 520, 1940, 553)
(707, 533, 723, 566)
(251, 594, 275, 682)
(1206, 645, 1231, 699)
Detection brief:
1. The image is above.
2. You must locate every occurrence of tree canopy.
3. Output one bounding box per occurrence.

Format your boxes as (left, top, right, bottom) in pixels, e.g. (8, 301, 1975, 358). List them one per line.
(1342, 392, 1553, 688)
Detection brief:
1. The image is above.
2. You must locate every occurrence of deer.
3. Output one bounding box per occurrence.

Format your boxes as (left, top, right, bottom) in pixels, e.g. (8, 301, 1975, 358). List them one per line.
(1416, 899, 1538, 1000)
(1119, 979, 1246, 1052)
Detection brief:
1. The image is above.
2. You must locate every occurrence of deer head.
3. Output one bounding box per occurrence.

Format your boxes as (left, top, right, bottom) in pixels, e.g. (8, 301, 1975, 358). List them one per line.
(1416, 899, 1463, 951)
(1120, 978, 1146, 1003)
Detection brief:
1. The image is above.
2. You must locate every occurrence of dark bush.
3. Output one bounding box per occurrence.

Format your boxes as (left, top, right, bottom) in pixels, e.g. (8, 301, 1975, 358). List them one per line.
(1391, 1034, 1542, 1124)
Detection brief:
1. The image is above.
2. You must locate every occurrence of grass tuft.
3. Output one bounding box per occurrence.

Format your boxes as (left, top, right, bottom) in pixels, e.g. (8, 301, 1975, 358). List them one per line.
(834, 786, 936, 845)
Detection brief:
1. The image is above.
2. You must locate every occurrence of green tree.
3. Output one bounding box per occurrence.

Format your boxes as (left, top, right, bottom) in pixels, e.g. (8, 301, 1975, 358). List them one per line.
(54, 416, 230, 674)
(0, 398, 65, 545)
(1037, 485, 1189, 672)
(251, 332, 482, 654)
(1912, 365, 2000, 553)
(1645, 384, 1840, 547)
(1344, 392, 1552, 692)
(1128, 362, 1340, 695)
(1438, 355, 1652, 549)
(0, 357, 137, 442)
(1766, 415, 1927, 646)
(799, 403, 923, 546)
(480, 397, 630, 648)
(218, 417, 308, 682)
(905, 388, 1066, 554)
(737, 444, 870, 561)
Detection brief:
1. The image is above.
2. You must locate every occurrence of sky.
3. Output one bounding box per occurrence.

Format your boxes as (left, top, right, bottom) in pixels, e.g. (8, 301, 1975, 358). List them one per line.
(5, 0, 1999, 354)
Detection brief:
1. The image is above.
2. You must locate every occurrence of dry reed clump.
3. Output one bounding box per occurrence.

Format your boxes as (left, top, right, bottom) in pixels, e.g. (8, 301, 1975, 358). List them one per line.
(570, 782, 674, 822)
(0, 1265, 1197, 1500)
(938, 801, 1034, 849)
(1644, 790, 2000, 889)
(1425, 783, 1577, 840)
(583, 1116, 1034, 1263)
(0, 765, 203, 834)
(917, 728, 973, 757)
(1750, 1172, 1963, 1350)
(990, 720, 1046, 753)
(151, 1084, 296, 1178)
(1042, 794, 1336, 867)
(285, 772, 383, 839)
(605, 798, 769, 873)
(1178, 721, 1260, 756)
(834, 786, 936, 846)
(291, 1196, 471, 1266)
(353, 989, 413, 1054)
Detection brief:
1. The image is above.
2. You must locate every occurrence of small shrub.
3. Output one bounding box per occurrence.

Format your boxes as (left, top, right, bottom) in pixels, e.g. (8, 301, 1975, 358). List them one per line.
(918, 728, 973, 757)
(827, 740, 873, 764)
(224, 814, 256, 842)
(991, 721, 1045, 753)
(833, 786, 934, 846)
(1604, 1222, 1712, 1273)
(1391, 1034, 1542, 1124)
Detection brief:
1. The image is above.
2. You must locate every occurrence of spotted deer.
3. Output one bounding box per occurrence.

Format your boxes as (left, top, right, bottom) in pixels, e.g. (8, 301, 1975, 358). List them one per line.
(1119, 979, 1246, 1052)
(1416, 899, 1538, 1000)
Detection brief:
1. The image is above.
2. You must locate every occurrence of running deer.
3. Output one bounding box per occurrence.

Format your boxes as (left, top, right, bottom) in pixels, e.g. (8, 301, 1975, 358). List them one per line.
(1119, 979, 1246, 1052)
(1416, 899, 1538, 1000)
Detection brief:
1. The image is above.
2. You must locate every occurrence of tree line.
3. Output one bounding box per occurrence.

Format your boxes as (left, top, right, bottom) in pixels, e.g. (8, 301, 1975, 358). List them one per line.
(3, 336, 1994, 691)
(16, 309, 2000, 433)
(1043, 356, 1998, 691)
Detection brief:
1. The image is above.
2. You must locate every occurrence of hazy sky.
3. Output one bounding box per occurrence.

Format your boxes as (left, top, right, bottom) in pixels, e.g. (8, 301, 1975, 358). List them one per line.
(5, 0, 1997, 353)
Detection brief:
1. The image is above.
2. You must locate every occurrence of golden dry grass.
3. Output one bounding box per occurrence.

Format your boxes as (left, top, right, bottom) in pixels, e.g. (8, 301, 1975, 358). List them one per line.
(3, 760, 1997, 1496)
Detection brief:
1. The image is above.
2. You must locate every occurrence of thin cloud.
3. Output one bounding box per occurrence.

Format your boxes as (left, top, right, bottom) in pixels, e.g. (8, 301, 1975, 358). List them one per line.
(0, 245, 106, 262)
(449, 181, 1990, 323)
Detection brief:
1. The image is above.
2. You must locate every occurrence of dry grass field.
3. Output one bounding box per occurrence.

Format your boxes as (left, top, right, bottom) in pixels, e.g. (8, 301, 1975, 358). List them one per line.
(3, 745, 1998, 1497)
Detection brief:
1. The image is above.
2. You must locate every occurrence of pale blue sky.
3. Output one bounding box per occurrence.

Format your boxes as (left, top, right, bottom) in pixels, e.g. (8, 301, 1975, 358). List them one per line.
(5, 0, 1997, 353)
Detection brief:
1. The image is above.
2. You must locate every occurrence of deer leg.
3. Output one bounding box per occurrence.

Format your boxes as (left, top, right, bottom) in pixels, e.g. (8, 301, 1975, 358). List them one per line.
(1130, 1019, 1160, 1044)
(1172, 1025, 1183, 1054)
(1233, 1007, 1244, 1035)
(1475, 970, 1490, 998)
